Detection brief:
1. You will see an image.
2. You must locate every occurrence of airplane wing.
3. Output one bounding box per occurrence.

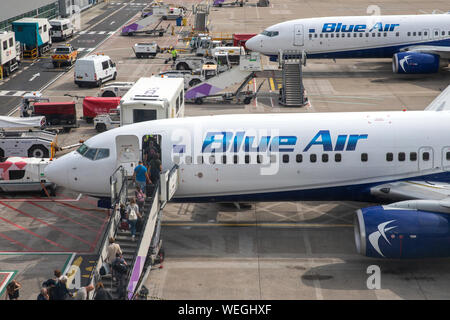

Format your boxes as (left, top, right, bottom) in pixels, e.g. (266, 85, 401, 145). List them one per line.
(400, 45, 450, 59)
(370, 180, 450, 201)
(424, 85, 450, 111)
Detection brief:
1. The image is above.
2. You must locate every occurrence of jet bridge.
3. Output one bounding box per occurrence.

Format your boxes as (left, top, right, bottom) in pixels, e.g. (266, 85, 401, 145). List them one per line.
(86, 164, 179, 299)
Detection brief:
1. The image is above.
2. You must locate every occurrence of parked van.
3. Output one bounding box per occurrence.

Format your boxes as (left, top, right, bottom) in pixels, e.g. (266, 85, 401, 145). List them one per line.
(74, 54, 117, 87)
(211, 46, 246, 64)
(49, 19, 74, 41)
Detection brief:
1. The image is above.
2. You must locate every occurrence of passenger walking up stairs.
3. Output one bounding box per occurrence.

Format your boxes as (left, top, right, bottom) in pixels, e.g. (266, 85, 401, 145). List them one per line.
(99, 193, 154, 299)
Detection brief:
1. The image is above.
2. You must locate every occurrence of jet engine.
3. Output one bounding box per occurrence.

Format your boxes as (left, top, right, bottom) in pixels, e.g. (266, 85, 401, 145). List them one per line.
(354, 201, 450, 258)
(392, 52, 440, 74)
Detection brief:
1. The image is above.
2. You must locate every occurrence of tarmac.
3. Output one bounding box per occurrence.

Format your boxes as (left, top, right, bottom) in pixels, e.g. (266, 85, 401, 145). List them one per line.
(1, 0, 450, 300)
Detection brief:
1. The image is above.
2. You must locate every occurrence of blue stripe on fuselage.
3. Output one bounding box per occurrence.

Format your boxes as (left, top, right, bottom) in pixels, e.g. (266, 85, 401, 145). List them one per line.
(172, 171, 450, 203)
(268, 38, 450, 60)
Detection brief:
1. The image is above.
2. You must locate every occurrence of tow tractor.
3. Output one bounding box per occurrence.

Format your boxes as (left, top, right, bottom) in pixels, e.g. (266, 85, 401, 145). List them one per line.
(174, 51, 231, 72)
(213, 0, 244, 7)
(0, 129, 58, 159)
(51, 44, 78, 68)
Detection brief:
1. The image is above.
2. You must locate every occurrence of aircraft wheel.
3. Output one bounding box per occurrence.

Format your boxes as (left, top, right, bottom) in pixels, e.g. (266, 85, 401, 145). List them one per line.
(195, 98, 203, 105)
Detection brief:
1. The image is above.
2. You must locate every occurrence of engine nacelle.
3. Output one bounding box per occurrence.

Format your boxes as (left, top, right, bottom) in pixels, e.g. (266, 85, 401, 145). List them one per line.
(392, 52, 440, 74)
(354, 206, 450, 258)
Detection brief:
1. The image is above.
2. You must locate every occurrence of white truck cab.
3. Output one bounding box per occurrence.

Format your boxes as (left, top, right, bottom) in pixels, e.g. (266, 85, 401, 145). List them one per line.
(0, 31, 19, 77)
(49, 19, 74, 41)
(74, 54, 117, 87)
(0, 157, 56, 195)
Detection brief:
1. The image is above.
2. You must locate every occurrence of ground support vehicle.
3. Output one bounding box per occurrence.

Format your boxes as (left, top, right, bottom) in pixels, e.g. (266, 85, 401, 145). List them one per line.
(213, 0, 244, 7)
(82, 96, 122, 123)
(0, 130, 57, 159)
(49, 19, 74, 41)
(133, 43, 160, 58)
(0, 32, 20, 78)
(98, 82, 134, 97)
(74, 54, 117, 87)
(51, 44, 78, 67)
(0, 157, 56, 196)
(12, 18, 52, 57)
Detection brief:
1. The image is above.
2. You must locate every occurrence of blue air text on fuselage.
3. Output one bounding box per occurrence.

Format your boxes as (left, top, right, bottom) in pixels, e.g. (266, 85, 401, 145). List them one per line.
(201, 130, 368, 153)
(321, 22, 400, 33)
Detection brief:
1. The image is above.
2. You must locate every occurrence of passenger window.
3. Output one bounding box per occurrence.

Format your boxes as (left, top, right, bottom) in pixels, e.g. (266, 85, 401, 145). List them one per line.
(372, 33, 375, 37)
(296, 154, 302, 163)
(9, 38, 13, 47)
(413, 32, 416, 36)
(442, 31, 445, 36)
(386, 153, 393, 161)
(9, 170, 25, 180)
(245, 154, 250, 164)
(447, 152, 450, 161)
(322, 154, 328, 162)
(359, 33, 363, 37)
(309, 34, 312, 39)
(209, 156, 215, 165)
(365, 33, 369, 37)
(320, 34, 323, 38)
(325, 34, 328, 38)
(377, 33, 381, 37)
(423, 152, 430, 161)
(424, 31, 428, 36)
(314, 34, 318, 38)
(407, 32, 411, 36)
(270, 154, 276, 163)
(347, 33, 351, 38)
(197, 155, 203, 164)
(2, 41, 6, 50)
(95, 148, 110, 160)
(282, 154, 289, 163)
(222, 155, 227, 164)
(233, 155, 238, 164)
(310, 154, 317, 163)
(361, 153, 368, 162)
(39, 26, 42, 34)
(398, 152, 405, 161)
(330, 34, 334, 38)
(335, 153, 341, 162)
(102, 61, 109, 70)
(44, 25, 47, 32)
(257, 155, 263, 164)
(418, 32, 422, 36)
(185, 156, 192, 164)
(383, 32, 387, 37)
(410, 152, 417, 161)
(396, 32, 400, 37)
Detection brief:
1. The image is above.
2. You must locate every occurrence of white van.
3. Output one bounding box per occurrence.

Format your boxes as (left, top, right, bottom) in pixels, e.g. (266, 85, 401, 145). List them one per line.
(74, 54, 117, 87)
(211, 46, 246, 64)
(49, 19, 74, 41)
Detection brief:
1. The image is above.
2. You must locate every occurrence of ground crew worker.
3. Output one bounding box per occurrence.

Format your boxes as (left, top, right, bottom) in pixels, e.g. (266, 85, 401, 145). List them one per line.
(171, 48, 177, 62)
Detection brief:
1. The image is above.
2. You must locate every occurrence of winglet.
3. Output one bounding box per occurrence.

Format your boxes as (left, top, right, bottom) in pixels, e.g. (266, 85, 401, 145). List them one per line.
(425, 85, 450, 111)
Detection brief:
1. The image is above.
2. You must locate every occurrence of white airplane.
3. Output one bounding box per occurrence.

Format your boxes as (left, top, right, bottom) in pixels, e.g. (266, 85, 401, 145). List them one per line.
(45, 86, 450, 259)
(245, 14, 450, 73)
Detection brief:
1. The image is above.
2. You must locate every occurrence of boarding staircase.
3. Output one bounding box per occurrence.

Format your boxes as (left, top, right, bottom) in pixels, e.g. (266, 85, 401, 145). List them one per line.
(87, 165, 179, 300)
(278, 50, 308, 107)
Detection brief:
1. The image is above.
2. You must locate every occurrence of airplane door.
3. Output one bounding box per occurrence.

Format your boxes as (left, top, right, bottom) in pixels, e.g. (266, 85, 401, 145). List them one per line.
(442, 147, 450, 171)
(116, 135, 140, 176)
(294, 24, 304, 46)
(418, 147, 433, 172)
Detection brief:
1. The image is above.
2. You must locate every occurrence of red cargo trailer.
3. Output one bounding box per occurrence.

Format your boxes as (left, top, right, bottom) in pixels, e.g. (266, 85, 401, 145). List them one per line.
(32, 101, 78, 132)
(232, 33, 257, 50)
(82, 96, 121, 123)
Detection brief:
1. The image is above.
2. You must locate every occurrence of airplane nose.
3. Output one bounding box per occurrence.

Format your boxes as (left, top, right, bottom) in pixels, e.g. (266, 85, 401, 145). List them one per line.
(246, 35, 259, 52)
(44, 155, 69, 188)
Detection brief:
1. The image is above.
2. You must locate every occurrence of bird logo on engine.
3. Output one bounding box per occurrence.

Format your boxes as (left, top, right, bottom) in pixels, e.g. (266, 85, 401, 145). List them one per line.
(368, 220, 397, 257)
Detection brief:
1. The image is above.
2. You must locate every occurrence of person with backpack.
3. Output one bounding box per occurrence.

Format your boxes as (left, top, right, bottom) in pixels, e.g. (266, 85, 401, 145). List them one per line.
(5, 280, 21, 300)
(127, 198, 142, 241)
(112, 253, 128, 299)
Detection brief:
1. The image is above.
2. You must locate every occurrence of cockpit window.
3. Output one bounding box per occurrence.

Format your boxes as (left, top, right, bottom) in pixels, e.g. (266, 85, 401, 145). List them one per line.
(76, 144, 110, 161)
(261, 30, 279, 37)
(95, 148, 110, 160)
(76, 144, 88, 156)
(84, 148, 97, 160)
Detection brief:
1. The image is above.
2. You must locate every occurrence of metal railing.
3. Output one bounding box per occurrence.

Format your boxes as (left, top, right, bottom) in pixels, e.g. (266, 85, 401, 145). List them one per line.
(87, 166, 128, 299)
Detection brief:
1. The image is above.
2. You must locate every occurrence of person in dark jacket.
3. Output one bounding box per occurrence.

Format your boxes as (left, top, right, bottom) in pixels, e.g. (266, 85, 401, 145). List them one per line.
(52, 276, 72, 300)
(94, 282, 113, 300)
